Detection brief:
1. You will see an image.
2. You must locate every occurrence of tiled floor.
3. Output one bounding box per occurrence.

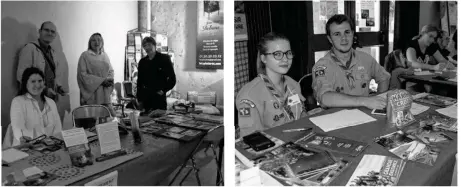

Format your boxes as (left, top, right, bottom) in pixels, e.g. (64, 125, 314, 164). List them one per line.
(159, 147, 224, 186)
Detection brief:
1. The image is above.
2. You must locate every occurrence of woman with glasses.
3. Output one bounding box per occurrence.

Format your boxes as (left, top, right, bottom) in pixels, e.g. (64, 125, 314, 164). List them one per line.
(236, 32, 305, 137)
(77, 33, 116, 116)
(3, 67, 62, 148)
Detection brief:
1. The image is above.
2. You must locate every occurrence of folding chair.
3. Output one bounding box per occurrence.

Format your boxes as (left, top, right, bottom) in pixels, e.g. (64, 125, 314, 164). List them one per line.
(72, 105, 112, 130)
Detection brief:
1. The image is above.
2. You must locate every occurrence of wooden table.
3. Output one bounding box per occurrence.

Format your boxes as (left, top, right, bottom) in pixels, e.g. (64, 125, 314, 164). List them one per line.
(258, 105, 457, 186)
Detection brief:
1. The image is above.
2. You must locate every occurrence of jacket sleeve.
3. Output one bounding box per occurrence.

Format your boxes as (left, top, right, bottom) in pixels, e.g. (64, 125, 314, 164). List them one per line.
(10, 97, 26, 143)
(17, 44, 35, 84)
(77, 53, 105, 102)
(162, 55, 176, 93)
(49, 99, 63, 135)
(136, 59, 144, 99)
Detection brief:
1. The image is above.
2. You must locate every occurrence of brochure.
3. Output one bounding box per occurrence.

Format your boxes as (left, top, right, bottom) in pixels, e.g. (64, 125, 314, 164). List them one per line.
(346, 154, 406, 186)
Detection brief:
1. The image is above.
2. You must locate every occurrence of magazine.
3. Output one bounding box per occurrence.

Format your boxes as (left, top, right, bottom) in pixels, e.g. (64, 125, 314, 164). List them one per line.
(346, 155, 406, 186)
(418, 113, 457, 133)
(414, 93, 457, 107)
(256, 142, 348, 186)
(374, 131, 439, 166)
(387, 89, 416, 128)
(296, 132, 368, 157)
(235, 132, 285, 167)
(140, 121, 205, 142)
(405, 119, 454, 145)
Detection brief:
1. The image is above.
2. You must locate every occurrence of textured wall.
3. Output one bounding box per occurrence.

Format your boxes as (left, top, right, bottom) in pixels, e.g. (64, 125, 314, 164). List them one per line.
(151, 1, 224, 106)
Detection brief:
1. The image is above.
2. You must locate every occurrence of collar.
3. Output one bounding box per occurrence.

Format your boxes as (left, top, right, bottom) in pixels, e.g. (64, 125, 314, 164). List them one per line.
(329, 48, 356, 70)
(25, 93, 51, 112)
(88, 50, 103, 56)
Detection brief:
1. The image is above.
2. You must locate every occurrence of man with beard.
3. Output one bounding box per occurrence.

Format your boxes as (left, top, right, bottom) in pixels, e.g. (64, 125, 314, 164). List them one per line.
(311, 14, 390, 109)
(17, 21, 67, 100)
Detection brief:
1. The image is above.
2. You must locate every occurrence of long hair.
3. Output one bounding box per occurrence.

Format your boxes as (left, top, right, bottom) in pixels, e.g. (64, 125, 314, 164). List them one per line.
(384, 50, 407, 74)
(87, 33, 105, 53)
(412, 25, 439, 40)
(256, 32, 290, 75)
(18, 67, 46, 101)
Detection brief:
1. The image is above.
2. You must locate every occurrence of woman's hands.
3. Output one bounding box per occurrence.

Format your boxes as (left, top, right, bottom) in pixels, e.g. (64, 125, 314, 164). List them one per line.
(102, 77, 114, 87)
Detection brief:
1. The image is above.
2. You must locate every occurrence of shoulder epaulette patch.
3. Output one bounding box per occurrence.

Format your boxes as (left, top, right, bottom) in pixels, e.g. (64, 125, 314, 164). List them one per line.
(240, 99, 256, 108)
(314, 65, 327, 77)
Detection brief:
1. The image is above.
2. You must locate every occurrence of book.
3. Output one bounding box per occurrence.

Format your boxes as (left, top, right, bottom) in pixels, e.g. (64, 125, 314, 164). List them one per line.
(295, 132, 368, 157)
(420, 113, 457, 133)
(256, 142, 348, 186)
(387, 89, 416, 128)
(346, 155, 406, 186)
(140, 121, 205, 142)
(414, 93, 457, 107)
(235, 132, 285, 168)
(405, 119, 454, 145)
(190, 113, 223, 124)
(374, 131, 439, 166)
(153, 114, 194, 125)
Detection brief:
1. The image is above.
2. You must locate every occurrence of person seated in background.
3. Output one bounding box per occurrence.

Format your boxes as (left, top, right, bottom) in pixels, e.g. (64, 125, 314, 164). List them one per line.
(406, 25, 452, 71)
(383, 50, 414, 90)
(437, 30, 451, 59)
(236, 32, 306, 137)
(3, 67, 62, 148)
(312, 14, 390, 110)
(448, 30, 457, 62)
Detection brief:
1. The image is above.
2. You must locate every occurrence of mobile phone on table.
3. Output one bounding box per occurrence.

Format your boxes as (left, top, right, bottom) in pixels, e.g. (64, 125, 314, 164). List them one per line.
(242, 132, 275, 151)
(371, 108, 387, 116)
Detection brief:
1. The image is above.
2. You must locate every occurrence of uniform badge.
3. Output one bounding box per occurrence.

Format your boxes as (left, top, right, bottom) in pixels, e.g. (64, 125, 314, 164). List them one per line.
(358, 66, 365, 71)
(273, 102, 280, 109)
(240, 99, 255, 108)
(314, 66, 327, 77)
(287, 94, 301, 106)
(273, 115, 280, 121)
(238, 107, 251, 117)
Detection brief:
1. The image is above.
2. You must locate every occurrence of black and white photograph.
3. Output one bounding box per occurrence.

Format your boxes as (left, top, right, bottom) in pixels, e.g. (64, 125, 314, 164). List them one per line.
(1, 1, 224, 186)
(234, 1, 457, 186)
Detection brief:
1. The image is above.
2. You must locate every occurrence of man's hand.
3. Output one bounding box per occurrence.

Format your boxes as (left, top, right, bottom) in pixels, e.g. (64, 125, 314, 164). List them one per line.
(47, 88, 57, 97)
(432, 63, 441, 71)
(57, 86, 68, 96)
(361, 96, 387, 109)
(157, 90, 164, 95)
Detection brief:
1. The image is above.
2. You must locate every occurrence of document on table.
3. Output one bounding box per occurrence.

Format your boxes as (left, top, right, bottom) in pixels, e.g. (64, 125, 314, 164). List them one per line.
(309, 109, 377, 132)
(2, 148, 29, 163)
(61, 128, 88, 147)
(96, 122, 121, 155)
(23, 166, 43, 178)
(436, 104, 458, 119)
(239, 167, 283, 186)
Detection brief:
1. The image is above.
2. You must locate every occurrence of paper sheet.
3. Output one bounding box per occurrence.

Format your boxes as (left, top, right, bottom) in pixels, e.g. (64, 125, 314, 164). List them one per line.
(414, 71, 434, 76)
(23, 166, 43, 178)
(2, 148, 29, 163)
(436, 104, 458, 119)
(309, 109, 377, 132)
(61, 128, 88, 147)
(239, 167, 283, 186)
(96, 122, 121, 155)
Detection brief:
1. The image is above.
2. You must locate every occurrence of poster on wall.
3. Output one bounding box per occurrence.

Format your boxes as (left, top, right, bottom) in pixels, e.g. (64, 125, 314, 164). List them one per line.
(197, 0, 224, 69)
(235, 1, 247, 41)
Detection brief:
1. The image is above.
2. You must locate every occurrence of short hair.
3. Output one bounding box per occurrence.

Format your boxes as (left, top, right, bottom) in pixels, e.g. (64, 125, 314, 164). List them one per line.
(40, 21, 54, 30)
(18, 67, 46, 101)
(256, 32, 290, 74)
(87, 33, 105, 53)
(325, 14, 355, 36)
(142, 36, 156, 46)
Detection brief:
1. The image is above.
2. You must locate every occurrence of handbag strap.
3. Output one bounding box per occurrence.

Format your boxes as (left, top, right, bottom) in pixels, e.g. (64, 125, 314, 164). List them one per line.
(29, 42, 56, 75)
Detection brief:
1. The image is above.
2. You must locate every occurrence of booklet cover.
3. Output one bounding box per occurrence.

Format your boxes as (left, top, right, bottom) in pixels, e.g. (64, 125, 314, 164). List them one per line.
(374, 131, 439, 166)
(419, 113, 457, 133)
(405, 119, 454, 145)
(235, 132, 285, 168)
(414, 93, 457, 107)
(295, 132, 368, 157)
(387, 89, 416, 128)
(140, 122, 205, 142)
(256, 142, 348, 186)
(346, 155, 406, 186)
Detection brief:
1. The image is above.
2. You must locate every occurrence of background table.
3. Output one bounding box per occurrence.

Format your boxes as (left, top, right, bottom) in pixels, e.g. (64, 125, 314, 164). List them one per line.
(260, 106, 457, 186)
(400, 74, 457, 87)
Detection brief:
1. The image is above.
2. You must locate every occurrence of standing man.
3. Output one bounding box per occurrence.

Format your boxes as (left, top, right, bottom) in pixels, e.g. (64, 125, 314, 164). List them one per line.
(312, 14, 390, 109)
(17, 21, 67, 100)
(136, 36, 176, 114)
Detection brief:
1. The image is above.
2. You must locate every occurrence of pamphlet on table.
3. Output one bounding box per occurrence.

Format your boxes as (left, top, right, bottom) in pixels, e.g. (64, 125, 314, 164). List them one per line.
(346, 155, 406, 186)
(387, 89, 416, 128)
(61, 128, 93, 167)
(295, 132, 368, 157)
(96, 122, 121, 155)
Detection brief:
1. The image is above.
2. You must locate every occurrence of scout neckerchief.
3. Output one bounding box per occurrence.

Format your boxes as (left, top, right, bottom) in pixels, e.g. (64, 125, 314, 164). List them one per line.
(259, 74, 295, 121)
(330, 49, 356, 89)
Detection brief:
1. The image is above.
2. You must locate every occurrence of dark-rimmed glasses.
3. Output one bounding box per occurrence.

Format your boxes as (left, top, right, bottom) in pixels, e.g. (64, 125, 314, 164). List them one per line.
(263, 50, 294, 60)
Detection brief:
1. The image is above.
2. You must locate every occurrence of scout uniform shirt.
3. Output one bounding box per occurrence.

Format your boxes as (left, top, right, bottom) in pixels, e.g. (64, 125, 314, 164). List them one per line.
(236, 74, 306, 137)
(312, 49, 390, 106)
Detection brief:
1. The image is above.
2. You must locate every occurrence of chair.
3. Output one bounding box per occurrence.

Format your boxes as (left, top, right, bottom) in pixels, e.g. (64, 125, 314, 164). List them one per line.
(72, 105, 112, 129)
(113, 81, 138, 117)
(298, 74, 319, 112)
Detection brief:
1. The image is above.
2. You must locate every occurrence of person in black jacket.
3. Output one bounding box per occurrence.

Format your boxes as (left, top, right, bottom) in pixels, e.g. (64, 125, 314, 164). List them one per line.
(136, 36, 176, 114)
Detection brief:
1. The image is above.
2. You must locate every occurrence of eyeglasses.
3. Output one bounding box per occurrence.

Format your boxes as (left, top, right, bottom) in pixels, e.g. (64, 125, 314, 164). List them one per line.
(264, 50, 294, 60)
(41, 28, 56, 34)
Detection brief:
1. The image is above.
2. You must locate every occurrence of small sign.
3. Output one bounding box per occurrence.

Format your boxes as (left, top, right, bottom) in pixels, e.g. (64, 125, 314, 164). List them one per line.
(96, 122, 121, 155)
(85, 171, 118, 186)
(61, 128, 88, 147)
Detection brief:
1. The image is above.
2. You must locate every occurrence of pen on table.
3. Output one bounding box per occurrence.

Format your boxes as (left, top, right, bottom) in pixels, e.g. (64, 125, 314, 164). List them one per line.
(283, 128, 312, 133)
(2, 163, 9, 167)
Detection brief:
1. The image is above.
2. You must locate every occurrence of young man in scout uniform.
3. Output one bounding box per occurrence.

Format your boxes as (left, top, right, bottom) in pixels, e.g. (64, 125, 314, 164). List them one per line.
(312, 14, 390, 109)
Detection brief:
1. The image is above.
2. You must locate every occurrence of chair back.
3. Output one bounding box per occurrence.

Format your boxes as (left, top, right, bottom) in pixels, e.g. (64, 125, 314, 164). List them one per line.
(122, 81, 135, 98)
(298, 74, 318, 111)
(72, 105, 112, 129)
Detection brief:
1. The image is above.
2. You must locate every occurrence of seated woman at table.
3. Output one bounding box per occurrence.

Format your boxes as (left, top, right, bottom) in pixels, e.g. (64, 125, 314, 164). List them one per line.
(384, 50, 414, 90)
(3, 67, 62, 148)
(236, 32, 306, 137)
(77, 33, 116, 116)
(406, 25, 452, 71)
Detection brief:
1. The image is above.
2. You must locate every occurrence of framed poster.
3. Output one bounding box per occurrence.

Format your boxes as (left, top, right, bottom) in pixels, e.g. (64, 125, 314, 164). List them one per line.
(196, 0, 224, 69)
